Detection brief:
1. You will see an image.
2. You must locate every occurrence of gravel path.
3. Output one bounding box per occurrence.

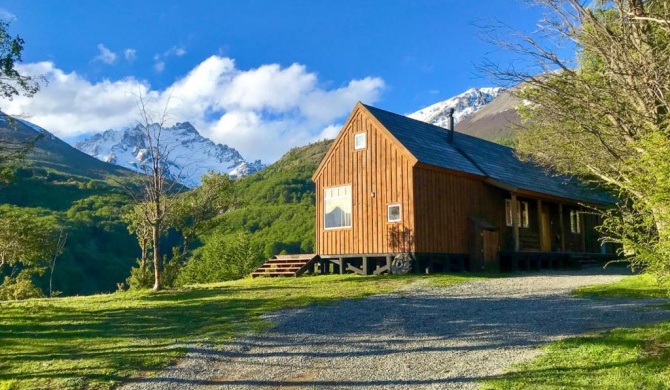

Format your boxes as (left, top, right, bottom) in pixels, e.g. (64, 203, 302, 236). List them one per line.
(121, 269, 670, 390)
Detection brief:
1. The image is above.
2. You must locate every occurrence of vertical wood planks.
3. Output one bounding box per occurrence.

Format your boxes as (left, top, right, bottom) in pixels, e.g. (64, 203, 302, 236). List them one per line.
(314, 107, 415, 255)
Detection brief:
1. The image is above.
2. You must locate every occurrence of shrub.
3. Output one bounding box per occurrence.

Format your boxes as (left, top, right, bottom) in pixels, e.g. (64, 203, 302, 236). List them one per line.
(178, 233, 263, 285)
(0, 276, 45, 301)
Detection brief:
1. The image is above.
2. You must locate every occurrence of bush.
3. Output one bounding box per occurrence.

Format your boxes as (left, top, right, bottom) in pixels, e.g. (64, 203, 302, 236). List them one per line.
(178, 233, 263, 285)
(0, 276, 45, 301)
(125, 259, 154, 289)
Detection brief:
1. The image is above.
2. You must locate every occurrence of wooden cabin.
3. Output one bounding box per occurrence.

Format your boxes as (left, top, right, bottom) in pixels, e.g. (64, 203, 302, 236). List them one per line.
(310, 102, 616, 275)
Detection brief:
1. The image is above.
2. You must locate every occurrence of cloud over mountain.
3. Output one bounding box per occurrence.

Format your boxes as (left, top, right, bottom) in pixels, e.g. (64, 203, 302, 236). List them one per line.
(4, 56, 385, 162)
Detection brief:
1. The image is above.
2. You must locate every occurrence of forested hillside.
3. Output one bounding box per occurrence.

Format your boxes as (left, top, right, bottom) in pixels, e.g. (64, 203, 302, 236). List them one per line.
(205, 139, 332, 258)
(0, 166, 139, 296)
(0, 133, 332, 296)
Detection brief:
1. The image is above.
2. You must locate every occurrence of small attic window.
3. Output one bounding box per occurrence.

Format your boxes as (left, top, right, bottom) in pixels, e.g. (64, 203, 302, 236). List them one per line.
(354, 133, 366, 150)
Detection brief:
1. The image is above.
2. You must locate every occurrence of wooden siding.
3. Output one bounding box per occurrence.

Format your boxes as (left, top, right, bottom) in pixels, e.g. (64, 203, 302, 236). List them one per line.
(314, 108, 416, 255)
(412, 166, 505, 254)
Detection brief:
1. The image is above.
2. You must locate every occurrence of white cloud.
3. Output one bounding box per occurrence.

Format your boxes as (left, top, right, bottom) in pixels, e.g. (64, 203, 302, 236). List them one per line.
(165, 45, 186, 57)
(4, 56, 385, 162)
(94, 44, 117, 64)
(154, 61, 165, 73)
(124, 49, 137, 62)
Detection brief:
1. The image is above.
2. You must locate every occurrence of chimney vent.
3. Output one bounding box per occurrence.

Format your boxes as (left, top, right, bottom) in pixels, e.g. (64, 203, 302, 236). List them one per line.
(447, 108, 455, 144)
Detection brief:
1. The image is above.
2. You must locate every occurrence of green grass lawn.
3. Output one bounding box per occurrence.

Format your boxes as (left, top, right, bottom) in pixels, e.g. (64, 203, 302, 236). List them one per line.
(574, 273, 670, 299)
(482, 274, 670, 390)
(0, 273, 477, 390)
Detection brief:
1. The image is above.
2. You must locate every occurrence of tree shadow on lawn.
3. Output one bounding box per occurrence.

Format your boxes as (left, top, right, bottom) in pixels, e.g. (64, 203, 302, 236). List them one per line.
(0, 286, 359, 386)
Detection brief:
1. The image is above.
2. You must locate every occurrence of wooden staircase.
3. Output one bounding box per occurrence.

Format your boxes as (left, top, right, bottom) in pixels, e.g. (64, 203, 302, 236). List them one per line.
(251, 254, 320, 278)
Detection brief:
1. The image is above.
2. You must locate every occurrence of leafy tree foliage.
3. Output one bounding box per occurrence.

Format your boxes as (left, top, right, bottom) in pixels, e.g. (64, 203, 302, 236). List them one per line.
(171, 172, 235, 259)
(0, 205, 61, 300)
(490, 0, 670, 278)
(211, 140, 330, 256)
(0, 20, 43, 167)
(177, 232, 263, 284)
(125, 172, 235, 289)
(0, 20, 40, 101)
(0, 167, 141, 296)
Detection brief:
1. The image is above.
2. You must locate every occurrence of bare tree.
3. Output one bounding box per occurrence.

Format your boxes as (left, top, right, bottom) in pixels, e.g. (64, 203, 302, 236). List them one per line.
(127, 93, 185, 291)
(48, 229, 67, 298)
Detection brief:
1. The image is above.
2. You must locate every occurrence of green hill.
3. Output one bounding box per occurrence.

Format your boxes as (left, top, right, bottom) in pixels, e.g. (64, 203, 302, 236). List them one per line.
(212, 139, 332, 257)
(1, 115, 136, 180)
(1, 113, 333, 294)
(0, 117, 143, 296)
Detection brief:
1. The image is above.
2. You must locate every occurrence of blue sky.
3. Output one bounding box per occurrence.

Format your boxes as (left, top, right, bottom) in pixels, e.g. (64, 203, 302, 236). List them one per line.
(1, 1, 547, 162)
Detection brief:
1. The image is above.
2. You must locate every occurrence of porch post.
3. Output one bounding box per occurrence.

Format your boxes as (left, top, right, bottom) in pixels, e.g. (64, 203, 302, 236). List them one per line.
(580, 207, 586, 252)
(511, 193, 520, 251)
(537, 199, 543, 251)
(559, 203, 566, 252)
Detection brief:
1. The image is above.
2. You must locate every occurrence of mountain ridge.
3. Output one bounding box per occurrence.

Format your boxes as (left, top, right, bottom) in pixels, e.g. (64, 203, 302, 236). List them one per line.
(74, 122, 265, 187)
(0, 113, 137, 181)
(407, 87, 505, 128)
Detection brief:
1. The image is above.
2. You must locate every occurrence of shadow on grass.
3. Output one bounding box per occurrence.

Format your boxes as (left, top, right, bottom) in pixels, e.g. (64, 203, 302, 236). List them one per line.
(0, 275, 424, 388)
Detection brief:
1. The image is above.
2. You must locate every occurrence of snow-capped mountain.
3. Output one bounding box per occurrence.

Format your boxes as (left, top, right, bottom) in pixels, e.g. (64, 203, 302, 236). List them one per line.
(74, 122, 265, 187)
(408, 87, 505, 128)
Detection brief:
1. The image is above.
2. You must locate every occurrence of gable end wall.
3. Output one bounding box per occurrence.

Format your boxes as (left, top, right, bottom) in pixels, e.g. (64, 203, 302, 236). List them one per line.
(315, 109, 415, 255)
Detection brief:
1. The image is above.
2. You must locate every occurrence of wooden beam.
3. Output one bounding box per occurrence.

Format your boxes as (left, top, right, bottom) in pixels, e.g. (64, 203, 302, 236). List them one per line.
(374, 255, 392, 275)
(511, 193, 520, 251)
(373, 264, 390, 275)
(537, 199, 543, 251)
(559, 203, 565, 252)
(580, 207, 586, 253)
(362, 256, 369, 276)
(339, 257, 345, 275)
(347, 263, 365, 276)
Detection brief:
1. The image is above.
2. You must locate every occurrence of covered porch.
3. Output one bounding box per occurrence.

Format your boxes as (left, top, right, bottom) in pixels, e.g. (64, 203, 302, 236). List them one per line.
(496, 190, 616, 271)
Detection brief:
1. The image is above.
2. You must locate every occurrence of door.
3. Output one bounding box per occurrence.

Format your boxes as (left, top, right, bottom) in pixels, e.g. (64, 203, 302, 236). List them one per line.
(482, 230, 500, 273)
(540, 205, 552, 251)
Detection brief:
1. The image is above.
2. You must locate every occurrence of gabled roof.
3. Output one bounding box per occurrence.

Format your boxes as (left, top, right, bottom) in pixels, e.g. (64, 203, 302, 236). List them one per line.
(363, 104, 614, 205)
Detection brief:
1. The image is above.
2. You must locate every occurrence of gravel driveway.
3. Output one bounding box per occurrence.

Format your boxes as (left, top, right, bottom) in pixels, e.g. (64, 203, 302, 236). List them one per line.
(121, 268, 670, 390)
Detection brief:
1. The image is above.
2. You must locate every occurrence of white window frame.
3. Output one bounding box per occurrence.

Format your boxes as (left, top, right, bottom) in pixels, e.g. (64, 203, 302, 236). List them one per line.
(324, 185, 352, 230)
(387, 204, 401, 223)
(505, 199, 529, 228)
(570, 210, 581, 234)
(354, 132, 366, 150)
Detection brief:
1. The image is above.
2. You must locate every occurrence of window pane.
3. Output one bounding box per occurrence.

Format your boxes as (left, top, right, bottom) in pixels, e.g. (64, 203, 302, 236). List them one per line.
(388, 204, 401, 222)
(324, 185, 352, 228)
(505, 200, 512, 226)
(354, 133, 366, 150)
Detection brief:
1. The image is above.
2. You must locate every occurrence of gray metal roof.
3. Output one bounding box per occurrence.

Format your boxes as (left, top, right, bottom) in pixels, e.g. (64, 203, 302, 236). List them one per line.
(364, 104, 614, 205)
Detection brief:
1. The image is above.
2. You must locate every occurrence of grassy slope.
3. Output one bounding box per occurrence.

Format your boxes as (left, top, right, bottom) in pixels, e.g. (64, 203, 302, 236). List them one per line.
(0, 273, 476, 390)
(482, 274, 670, 389)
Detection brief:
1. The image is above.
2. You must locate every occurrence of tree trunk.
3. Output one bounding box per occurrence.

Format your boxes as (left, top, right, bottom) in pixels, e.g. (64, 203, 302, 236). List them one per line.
(152, 224, 162, 291)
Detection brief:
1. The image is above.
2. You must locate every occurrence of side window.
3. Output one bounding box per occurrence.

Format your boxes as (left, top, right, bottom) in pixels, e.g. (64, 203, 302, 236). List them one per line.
(505, 199, 529, 228)
(387, 204, 401, 222)
(570, 210, 581, 234)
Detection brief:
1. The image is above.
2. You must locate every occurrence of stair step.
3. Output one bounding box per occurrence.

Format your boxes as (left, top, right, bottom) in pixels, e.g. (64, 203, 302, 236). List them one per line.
(251, 254, 319, 278)
(252, 271, 300, 278)
(261, 261, 311, 266)
(258, 264, 303, 269)
(263, 259, 312, 264)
